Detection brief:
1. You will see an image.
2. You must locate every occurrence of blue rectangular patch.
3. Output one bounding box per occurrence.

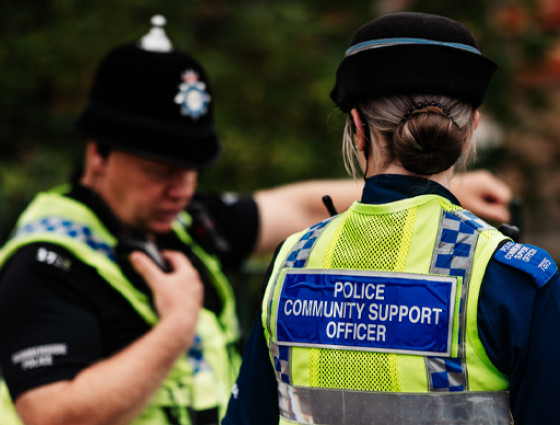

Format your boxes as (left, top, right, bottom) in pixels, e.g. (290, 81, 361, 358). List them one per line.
(275, 270, 457, 356)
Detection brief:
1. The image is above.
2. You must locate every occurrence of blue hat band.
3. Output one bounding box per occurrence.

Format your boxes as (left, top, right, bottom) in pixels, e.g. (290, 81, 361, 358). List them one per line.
(345, 37, 482, 57)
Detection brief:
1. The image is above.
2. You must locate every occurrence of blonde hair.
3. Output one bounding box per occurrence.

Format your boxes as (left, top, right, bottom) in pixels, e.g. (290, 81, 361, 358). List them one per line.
(342, 95, 476, 178)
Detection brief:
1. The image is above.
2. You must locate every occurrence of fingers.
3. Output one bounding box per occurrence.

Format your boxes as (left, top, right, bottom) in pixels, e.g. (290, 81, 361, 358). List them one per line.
(474, 201, 511, 224)
(128, 250, 196, 289)
(451, 170, 514, 224)
(161, 250, 190, 272)
(479, 171, 512, 205)
(129, 250, 203, 325)
(474, 172, 512, 223)
(129, 251, 164, 286)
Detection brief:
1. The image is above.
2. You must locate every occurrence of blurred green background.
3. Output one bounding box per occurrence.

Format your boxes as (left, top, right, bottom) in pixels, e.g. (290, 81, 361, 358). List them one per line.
(1, 0, 559, 252)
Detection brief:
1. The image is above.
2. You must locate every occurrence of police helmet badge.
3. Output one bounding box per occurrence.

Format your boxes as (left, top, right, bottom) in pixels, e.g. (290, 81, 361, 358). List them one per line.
(174, 70, 211, 119)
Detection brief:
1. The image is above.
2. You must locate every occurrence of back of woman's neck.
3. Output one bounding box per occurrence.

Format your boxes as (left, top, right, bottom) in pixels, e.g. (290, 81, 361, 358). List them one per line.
(367, 164, 454, 190)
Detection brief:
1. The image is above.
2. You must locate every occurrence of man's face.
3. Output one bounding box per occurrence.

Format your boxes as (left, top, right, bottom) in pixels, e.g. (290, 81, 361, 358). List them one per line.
(94, 150, 198, 235)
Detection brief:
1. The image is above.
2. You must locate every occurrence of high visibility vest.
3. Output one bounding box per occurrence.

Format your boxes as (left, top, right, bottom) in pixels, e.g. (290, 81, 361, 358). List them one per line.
(0, 188, 241, 425)
(263, 195, 512, 425)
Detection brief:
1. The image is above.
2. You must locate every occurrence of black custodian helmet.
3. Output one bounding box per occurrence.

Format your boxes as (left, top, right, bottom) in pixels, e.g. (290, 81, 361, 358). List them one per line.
(331, 12, 497, 112)
(74, 15, 221, 170)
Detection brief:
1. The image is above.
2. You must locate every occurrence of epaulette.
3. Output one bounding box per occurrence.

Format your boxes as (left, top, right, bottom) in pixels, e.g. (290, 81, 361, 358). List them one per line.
(493, 241, 558, 289)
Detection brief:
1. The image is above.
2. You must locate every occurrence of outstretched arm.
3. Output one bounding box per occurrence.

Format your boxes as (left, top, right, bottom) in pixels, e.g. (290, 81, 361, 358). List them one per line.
(252, 171, 512, 256)
(252, 179, 363, 255)
(14, 251, 202, 425)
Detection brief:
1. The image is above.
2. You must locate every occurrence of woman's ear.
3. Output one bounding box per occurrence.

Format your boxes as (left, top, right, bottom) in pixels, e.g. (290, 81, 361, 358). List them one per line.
(461, 110, 480, 153)
(350, 108, 366, 152)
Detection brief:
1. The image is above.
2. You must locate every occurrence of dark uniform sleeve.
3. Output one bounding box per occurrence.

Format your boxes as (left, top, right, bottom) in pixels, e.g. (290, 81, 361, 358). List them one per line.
(222, 316, 279, 425)
(0, 243, 148, 401)
(0, 244, 104, 400)
(478, 244, 560, 425)
(189, 191, 259, 270)
(222, 244, 284, 425)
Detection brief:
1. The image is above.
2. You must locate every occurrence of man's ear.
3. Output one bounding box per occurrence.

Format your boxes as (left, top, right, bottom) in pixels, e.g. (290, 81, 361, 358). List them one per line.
(473, 110, 480, 130)
(81, 141, 111, 187)
(85, 141, 108, 174)
(350, 108, 366, 152)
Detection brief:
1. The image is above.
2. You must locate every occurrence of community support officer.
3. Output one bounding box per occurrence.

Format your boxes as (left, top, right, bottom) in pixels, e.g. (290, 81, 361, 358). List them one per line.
(0, 15, 515, 425)
(222, 12, 560, 425)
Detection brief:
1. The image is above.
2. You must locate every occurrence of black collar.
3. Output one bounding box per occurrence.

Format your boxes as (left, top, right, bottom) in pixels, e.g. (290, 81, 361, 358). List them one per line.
(65, 177, 130, 238)
(361, 174, 461, 206)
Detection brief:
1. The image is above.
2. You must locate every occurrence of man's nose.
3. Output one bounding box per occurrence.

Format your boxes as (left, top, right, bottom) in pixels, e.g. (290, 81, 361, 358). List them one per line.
(167, 170, 197, 199)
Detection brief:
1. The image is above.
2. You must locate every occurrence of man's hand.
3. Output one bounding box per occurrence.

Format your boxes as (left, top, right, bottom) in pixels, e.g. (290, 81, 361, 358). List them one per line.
(451, 170, 513, 224)
(130, 250, 202, 344)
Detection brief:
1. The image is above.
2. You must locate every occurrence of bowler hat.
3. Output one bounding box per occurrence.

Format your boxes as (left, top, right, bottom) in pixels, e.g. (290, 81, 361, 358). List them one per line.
(75, 21, 220, 169)
(331, 12, 497, 112)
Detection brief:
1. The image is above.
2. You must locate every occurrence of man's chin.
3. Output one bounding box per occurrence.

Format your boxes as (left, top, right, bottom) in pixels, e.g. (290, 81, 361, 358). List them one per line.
(145, 220, 175, 236)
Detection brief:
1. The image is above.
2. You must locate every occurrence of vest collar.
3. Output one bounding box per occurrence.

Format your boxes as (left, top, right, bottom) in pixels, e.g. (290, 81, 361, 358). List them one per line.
(361, 174, 460, 206)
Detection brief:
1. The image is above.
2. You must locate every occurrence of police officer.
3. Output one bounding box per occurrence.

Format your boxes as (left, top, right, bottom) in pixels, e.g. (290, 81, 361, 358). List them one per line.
(0, 16, 369, 425)
(223, 12, 560, 425)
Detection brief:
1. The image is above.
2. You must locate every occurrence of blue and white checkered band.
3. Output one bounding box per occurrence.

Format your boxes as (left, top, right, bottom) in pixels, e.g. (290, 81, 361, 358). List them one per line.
(345, 37, 483, 57)
(187, 333, 211, 374)
(270, 342, 292, 384)
(426, 357, 466, 392)
(451, 209, 495, 232)
(281, 217, 334, 269)
(174, 69, 211, 119)
(265, 217, 334, 359)
(14, 216, 117, 262)
(427, 209, 491, 392)
(430, 210, 489, 281)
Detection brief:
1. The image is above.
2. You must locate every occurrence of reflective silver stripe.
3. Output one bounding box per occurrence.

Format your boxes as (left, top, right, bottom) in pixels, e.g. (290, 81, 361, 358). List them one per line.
(280, 218, 334, 269)
(278, 382, 511, 425)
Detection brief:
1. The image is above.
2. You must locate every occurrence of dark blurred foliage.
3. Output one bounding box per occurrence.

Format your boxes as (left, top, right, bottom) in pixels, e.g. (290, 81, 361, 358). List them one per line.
(0, 0, 557, 242)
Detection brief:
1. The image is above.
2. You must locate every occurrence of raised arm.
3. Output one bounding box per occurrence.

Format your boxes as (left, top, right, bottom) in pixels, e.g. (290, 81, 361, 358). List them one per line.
(14, 251, 202, 425)
(252, 171, 512, 256)
(253, 179, 363, 255)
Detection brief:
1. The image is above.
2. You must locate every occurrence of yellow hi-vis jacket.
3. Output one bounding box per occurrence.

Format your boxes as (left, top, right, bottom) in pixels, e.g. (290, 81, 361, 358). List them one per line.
(0, 188, 241, 425)
(263, 195, 512, 425)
